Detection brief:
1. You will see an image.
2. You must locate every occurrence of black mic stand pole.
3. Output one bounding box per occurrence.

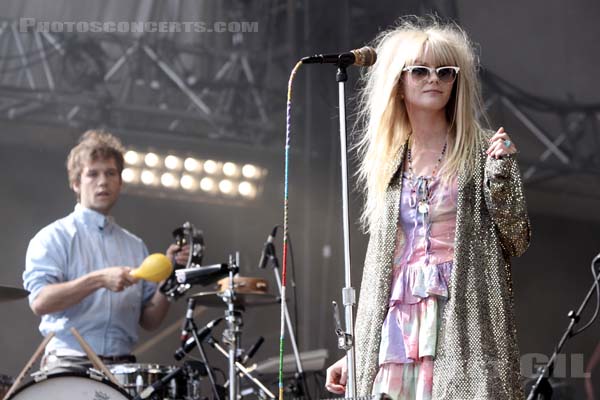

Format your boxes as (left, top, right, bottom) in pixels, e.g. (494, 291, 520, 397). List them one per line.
(185, 299, 222, 400)
(527, 256, 600, 400)
(265, 246, 307, 396)
(335, 61, 357, 398)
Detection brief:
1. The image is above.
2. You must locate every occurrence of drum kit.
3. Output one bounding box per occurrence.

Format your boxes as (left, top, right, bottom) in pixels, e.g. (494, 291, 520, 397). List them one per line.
(0, 223, 306, 400)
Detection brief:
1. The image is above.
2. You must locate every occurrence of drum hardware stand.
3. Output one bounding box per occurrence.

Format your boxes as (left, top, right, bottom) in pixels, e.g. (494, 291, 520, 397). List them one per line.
(218, 252, 275, 400)
(527, 255, 600, 400)
(222, 252, 243, 400)
(184, 298, 223, 400)
(207, 337, 275, 399)
(261, 240, 308, 398)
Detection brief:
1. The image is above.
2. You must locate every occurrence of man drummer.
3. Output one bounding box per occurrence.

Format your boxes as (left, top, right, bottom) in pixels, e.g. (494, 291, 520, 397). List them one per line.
(23, 130, 187, 369)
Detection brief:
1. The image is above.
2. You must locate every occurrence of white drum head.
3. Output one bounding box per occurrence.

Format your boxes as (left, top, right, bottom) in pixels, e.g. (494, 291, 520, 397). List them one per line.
(8, 372, 130, 400)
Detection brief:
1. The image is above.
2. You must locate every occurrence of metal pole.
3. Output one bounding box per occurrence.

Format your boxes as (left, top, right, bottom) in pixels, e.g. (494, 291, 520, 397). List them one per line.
(272, 266, 304, 374)
(224, 256, 240, 400)
(337, 66, 356, 398)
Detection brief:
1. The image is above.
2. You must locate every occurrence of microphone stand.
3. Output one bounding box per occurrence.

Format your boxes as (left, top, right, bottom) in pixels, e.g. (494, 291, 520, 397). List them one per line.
(185, 298, 222, 400)
(263, 244, 307, 397)
(334, 61, 357, 398)
(527, 257, 600, 400)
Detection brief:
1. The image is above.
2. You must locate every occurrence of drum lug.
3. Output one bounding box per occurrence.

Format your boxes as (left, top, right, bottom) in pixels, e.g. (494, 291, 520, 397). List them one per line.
(31, 370, 48, 382)
(88, 368, 105, 382)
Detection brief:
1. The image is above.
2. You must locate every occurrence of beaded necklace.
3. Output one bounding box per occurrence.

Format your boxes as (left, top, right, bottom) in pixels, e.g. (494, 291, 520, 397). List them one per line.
(406, 133, 448, 214)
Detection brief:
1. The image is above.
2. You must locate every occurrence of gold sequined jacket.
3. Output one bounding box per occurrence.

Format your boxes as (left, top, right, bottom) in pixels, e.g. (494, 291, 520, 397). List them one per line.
(354, 135, 531, 399)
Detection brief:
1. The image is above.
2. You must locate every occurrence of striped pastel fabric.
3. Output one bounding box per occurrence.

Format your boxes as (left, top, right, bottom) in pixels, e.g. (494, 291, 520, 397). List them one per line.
(373, 174, 457, 399)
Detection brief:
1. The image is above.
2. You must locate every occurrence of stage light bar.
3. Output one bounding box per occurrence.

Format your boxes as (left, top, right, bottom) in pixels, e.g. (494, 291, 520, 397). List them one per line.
(122, 148, 267, 204)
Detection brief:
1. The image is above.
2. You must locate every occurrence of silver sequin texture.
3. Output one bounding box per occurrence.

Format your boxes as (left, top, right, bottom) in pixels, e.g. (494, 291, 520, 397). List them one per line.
(354, 134, 531, 399)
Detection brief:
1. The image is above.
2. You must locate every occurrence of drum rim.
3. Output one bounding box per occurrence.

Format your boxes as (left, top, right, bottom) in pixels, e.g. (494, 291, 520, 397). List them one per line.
(6, 370, 132, 399)
(110, 363, 176, 373)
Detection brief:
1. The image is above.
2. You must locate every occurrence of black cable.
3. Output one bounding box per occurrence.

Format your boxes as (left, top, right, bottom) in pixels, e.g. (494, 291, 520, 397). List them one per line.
(572, 255, 600, 336)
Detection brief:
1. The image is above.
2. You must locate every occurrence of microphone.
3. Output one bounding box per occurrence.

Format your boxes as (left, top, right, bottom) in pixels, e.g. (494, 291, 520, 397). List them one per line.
(240, 336, 265, 365)
(301, 46, 377, 67)
(180, 298, 195, 343)
(174, 317, 224, 361)
(258, 226, 278, 269)
(136, 366, 183, 399)
(175, 264, 229, 286)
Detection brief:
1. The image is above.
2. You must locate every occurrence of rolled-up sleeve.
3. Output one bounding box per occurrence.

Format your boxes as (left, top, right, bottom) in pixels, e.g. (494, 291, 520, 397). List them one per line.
(23, 229, 66, 304)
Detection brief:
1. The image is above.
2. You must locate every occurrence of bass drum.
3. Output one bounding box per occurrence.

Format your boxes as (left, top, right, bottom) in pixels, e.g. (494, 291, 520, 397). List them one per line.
(7, 371, 131, 400)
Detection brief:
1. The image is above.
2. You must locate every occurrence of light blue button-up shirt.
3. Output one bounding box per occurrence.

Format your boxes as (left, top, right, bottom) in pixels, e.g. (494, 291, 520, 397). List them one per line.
(23, 204, 156, 356)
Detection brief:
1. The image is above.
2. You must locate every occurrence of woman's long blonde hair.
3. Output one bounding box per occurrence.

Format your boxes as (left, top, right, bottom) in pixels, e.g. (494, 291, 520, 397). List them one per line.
(355, 16, 487, 232)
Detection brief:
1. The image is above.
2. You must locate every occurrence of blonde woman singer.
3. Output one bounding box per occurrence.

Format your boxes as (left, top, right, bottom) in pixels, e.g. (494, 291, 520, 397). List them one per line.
(325, 17, 531, 400)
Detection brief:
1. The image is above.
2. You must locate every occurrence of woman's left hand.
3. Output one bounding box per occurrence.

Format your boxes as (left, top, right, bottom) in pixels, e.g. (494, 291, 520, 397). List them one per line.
(486, 127, 517, 159)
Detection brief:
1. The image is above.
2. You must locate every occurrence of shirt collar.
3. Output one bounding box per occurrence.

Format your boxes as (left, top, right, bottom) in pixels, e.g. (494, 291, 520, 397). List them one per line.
(74, 203, 115, 231)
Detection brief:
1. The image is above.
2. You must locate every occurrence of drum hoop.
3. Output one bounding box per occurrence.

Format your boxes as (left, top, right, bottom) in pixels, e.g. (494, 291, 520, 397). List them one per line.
(110, 363, 175, 373)
(7, 370, 132, 399)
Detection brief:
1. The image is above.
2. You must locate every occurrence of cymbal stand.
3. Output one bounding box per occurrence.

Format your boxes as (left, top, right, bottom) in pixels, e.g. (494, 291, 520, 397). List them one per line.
(207, 337, 275, 399)
(222, 253, 241, 400)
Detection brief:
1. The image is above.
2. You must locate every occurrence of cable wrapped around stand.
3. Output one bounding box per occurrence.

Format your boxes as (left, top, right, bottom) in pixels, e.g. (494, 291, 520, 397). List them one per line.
(278, 60, 303, 400)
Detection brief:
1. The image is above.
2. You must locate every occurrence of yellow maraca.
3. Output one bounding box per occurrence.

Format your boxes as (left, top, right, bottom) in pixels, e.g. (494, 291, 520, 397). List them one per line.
(130, 253, 173, 282)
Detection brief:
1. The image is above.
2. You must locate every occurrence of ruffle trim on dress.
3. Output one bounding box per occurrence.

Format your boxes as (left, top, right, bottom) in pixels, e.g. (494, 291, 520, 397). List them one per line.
(389, 260, 453, 305)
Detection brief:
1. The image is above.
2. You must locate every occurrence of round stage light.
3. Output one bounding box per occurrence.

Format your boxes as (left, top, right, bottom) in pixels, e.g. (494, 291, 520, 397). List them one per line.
(124, 150, 140, 165)
(223, 162, 239, 177)
(141, 170, 157, 185)
(218, 179, 234, 195)
(184, 157, 201, 172)
(203, 160, 218, 175)
(144, 152, 160, 168)
(180, 175, 197, 191)
(242, 164, 259, 179)
(200, 177, 215, 192)
(161, 172, 178, 188)
(121, 168, 138, 183)
(164, 155, 182, 170)
(238, 181, 257, 198)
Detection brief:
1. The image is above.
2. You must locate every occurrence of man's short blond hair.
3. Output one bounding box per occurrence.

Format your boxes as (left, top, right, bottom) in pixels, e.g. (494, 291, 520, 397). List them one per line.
(66, 130, 125, 188)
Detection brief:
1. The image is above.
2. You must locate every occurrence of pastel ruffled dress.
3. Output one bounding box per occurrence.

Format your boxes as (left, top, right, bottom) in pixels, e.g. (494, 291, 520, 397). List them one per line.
(371, 173, 458, 400)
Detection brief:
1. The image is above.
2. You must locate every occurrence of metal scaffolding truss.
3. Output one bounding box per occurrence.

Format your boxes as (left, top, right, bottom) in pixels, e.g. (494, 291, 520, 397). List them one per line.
(1, 0, 599, 188)
(481, 70, 600, 187)
(0, 4, 291, 148)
